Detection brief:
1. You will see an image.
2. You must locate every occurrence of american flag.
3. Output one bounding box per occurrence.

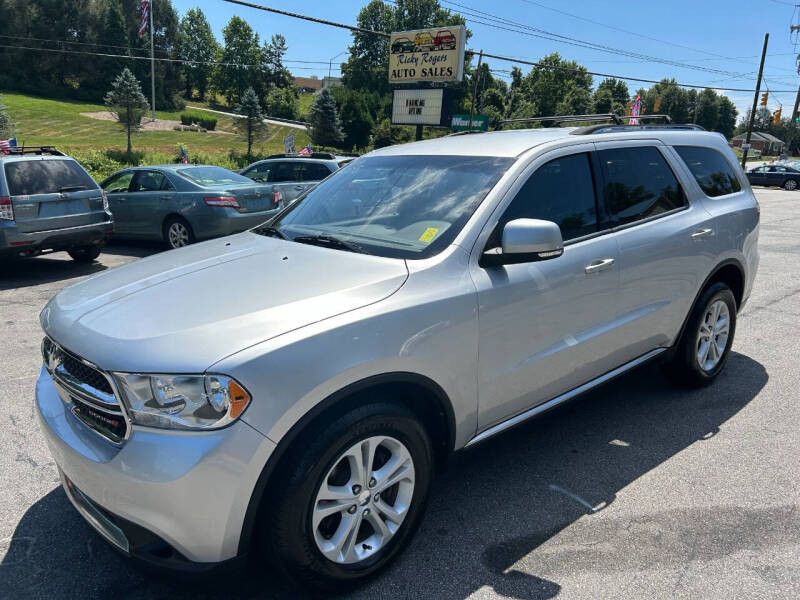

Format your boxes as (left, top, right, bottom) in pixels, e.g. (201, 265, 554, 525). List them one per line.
(0, 140, 9, 155)
(180, 145, 189, 164)
(138, 0, 151, 39)
(298, 144, 312, 157)
(629, 94, 642, 125)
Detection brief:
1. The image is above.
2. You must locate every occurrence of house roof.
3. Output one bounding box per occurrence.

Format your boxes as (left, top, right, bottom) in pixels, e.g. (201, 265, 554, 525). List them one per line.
(733, 131, 785, 143)
(294, 77, 322, 91)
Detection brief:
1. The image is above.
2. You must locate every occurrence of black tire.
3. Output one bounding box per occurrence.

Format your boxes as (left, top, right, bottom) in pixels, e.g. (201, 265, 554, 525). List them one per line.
(664, 282, 737, 387)
(783, 178, 798, 191)
(67, 245, 102, 263)
(263, 402, 433, 592)
(163, 216, 194, 249)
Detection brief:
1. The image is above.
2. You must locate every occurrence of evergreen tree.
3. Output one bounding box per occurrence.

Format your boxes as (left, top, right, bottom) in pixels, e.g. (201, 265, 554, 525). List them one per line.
(179, 8, 219, 100)
(308, 88, 344, 148)
(235, 87, 266, 159)
(104, 67, 150, 155)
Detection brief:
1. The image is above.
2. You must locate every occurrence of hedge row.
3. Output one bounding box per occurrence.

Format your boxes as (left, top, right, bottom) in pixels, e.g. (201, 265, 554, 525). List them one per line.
(179, 112, 217, 131)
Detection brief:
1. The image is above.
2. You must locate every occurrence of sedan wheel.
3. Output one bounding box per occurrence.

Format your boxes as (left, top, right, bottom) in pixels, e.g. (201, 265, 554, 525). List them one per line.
(783, 179, 798, 191)
(166, 220, 191, 248)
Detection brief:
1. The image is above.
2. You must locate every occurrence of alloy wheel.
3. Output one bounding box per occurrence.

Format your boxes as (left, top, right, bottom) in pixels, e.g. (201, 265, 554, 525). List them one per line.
(168, 222, 190, 248)
(696, 299, 730, 372)
(785, 179, 798, 191)
(312, 435, 415, 565)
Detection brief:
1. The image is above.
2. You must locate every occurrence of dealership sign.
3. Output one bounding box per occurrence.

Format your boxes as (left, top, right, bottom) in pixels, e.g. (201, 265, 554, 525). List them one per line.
(392, 89, 444, 125)
(388, 26, 466, 83)
(451, 114, 488, 131)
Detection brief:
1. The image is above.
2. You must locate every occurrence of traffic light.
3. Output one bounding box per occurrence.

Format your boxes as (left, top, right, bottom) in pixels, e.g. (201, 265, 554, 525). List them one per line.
(773, 107, 782, 126)
(653, 97, 662, 112)
(761, 92, 769, 106)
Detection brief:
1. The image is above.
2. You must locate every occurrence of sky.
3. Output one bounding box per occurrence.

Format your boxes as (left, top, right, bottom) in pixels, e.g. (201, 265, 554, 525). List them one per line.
(172, 0, 800, 121)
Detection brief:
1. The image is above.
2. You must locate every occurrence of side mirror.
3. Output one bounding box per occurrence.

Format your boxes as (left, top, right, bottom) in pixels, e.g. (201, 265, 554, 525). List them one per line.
(480, 218, 564, 267)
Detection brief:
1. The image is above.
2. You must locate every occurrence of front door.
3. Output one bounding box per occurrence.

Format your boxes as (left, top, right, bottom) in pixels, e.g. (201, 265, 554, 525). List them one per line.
(127, 170, 168, 236)
(471, 147, 622, 430)
(102, 170, 135, 235)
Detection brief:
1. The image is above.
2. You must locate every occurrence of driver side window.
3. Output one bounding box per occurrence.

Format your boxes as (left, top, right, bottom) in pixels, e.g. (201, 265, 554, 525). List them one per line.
(488, 152, 599, 248)
(103, 171, 133, 194)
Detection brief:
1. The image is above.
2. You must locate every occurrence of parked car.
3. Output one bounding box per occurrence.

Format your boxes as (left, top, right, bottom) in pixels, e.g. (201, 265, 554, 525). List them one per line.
(240, 153, 348, 205)
(1, 146, 112, 261)
(434, 29, 457, 50)
(36, 125, 758, 591)
(100, 165, 282, 249)
(746, 163, 800, 190)
(390, 37, 416, 54)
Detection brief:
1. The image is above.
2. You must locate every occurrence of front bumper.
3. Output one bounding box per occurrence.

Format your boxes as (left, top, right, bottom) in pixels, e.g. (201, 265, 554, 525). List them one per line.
(35, 366, 276, 565)
(0, 219, 113, 258)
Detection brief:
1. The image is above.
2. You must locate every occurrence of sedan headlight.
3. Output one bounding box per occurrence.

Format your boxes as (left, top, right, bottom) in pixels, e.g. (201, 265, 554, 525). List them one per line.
(114, 373, 250, 430)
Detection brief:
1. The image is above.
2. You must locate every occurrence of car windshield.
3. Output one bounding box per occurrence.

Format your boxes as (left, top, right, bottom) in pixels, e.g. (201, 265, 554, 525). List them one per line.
(266, 155, 513, 259)
(177, 166, 252, 186)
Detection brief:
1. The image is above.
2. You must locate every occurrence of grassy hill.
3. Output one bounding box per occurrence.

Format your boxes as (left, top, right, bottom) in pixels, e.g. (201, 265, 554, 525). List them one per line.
(2, 93, 311, 179)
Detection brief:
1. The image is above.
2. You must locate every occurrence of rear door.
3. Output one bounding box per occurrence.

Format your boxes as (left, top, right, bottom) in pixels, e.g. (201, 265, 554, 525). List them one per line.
(4, 158, 105, 233)
(269, 161, 306, 203)
(594, 141, 713, 361)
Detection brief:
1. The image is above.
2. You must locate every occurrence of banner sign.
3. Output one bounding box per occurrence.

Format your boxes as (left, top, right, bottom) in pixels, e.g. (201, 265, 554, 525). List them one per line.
(451, 114, 488, 131)
(388, 26, 466, 84)
(392, 89, 444, 125)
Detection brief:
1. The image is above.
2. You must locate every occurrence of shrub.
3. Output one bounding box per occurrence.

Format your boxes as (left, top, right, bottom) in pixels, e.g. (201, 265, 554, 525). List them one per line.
(198, 116, 217, 131)
(180, 113, 195, 125)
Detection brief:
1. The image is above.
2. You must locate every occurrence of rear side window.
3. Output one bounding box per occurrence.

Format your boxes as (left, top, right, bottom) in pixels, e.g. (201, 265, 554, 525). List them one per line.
(492, 152, 598, 244)
(301, 163, 333, 181)
(599, 146, 685, 225)
(271, 162, 297, 182)
(675, 147, 741, 197)
(4, 159, 98, 196)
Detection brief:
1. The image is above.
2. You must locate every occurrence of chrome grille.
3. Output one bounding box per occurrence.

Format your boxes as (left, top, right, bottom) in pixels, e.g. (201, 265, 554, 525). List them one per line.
(42, 337, 129, 444)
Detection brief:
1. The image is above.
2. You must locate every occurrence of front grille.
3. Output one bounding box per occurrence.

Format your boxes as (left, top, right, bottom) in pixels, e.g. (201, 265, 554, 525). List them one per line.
(61, 352, 113, 394)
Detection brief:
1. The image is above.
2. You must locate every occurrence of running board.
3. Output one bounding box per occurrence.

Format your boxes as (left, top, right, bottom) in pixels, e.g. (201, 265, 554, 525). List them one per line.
(464, 348, 667, 448)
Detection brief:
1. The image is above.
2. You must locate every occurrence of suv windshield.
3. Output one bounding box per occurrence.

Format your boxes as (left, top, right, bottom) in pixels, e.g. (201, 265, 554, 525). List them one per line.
(4, 159, 97, 196)
(177, 166, 252, 186)
(266, 155, 512, 259)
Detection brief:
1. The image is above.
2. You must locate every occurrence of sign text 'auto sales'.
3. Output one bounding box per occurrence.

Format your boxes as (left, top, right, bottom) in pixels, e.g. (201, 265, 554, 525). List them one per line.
(388, 26, 466, 84)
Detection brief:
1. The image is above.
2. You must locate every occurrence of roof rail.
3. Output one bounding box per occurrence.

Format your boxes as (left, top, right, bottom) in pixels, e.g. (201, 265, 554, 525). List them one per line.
(1, 145, 65, 157)
(571, 123, 706, 135)
(500, 114, 622, 128)
(265, 152, 337, 160)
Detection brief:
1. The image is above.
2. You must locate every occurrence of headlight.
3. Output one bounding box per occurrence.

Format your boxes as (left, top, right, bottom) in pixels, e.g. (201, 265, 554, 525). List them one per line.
(113, 373, 251, 430)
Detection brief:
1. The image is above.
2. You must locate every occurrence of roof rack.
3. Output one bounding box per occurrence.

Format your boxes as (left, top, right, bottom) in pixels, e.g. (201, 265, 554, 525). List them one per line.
(0, 145, 65, 157)
(572, 123, 706, 135)
(500, 114, 622, 128)
(265, 152, 337, 160)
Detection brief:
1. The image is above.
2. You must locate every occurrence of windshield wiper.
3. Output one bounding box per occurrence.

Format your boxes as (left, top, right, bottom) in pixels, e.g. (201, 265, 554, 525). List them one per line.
(292, 234, 366, 254)
(253, 225, 288, 240)
(59, 185, 87, 193)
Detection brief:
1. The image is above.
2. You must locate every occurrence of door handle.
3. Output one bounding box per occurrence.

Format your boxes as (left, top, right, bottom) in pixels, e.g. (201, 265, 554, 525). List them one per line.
(691, 228, 714, 240)
(584, 258, 615, 274)
(294, 185, 306, 191)
(159, 196, 171, 200)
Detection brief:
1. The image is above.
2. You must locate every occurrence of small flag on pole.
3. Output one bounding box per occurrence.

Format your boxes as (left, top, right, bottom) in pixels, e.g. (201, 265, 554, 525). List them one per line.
(180, 145, 189, 164)
(138, 0, 151, 39)
(298, 144, 312, 157)
(629, 94, 641, 125)
(0, 140, 9, 155)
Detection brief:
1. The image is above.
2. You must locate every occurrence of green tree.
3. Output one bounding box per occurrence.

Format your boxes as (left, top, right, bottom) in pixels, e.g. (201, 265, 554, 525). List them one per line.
(0, 95, 14, 138)
(104, 67, 150, 154)
(695, 88, 719, 131)
(642, 79, 689, 124)
(716, 96, 737, 139)
(308, 88, 344, 147)
(235, 86, 266, 159)
(260, 34, 292, 91)
(216, 16, 260, 105)
(332, 87, 375, 150)
(265, 86, 298, 120)
(519, 53, 593, 120)
(370, 117, 413, 148)
(595, 78, 629, 106)
(179, 8, 219, 100)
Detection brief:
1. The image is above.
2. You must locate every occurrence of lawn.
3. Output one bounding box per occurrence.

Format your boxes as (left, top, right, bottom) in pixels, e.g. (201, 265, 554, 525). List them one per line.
(2, 93, 311, 178)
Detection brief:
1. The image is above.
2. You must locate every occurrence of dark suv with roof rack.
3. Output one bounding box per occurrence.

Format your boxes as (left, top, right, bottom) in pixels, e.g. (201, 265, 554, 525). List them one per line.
(1, 147, 113, 261)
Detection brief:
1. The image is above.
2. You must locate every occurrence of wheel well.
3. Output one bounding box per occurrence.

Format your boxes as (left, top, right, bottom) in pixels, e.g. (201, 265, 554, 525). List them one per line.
(708, 262, 744, 309)
(162, 213, 188, 231)
(237, 374, 455, 555)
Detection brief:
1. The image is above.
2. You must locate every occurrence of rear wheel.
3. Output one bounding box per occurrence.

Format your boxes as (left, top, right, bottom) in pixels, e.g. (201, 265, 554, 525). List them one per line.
(664, 282, 736, 387)
(67, 245, 102, 263)
(263, 402, 433, 592)
(783, 178, 798, 191)
(163, 217, 194, 249)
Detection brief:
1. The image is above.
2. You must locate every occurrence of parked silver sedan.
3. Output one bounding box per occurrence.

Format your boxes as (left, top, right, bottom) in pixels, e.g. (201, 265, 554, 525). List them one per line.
(36, 126, 758, 591)
(101, 165, 282, 249)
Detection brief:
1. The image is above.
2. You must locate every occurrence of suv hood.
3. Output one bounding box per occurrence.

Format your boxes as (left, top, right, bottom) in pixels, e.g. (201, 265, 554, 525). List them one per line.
(41, 232, 408, 372)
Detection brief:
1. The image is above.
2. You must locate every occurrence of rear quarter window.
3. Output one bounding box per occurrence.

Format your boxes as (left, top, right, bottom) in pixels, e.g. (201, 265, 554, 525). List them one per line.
(4, 159, 98, 196)
(675, 146, 742, 197)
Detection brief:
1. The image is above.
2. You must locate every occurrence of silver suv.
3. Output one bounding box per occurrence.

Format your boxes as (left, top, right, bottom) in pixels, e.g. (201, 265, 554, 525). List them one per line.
(35, 125, 758, 591)
(240, 153, 352, 205)
(1, 147, 113, 261)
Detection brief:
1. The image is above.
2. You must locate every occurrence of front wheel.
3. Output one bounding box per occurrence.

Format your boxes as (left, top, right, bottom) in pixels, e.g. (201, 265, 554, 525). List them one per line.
(263, 402, 433, 592)
(67, 245, 102, 263)
(664, 282, 737, 387)
(783, 178, 798, 191)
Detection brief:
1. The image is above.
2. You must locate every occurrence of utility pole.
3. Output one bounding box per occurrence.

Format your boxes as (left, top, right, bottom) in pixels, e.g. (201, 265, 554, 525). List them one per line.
(468, 50, 483, 132)
(742, 33, 769, 170)
(150, 1, 156, 121)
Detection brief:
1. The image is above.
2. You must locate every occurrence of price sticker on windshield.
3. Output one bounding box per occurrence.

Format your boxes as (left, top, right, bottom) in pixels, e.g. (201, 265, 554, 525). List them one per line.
(419, 227, 439, 243)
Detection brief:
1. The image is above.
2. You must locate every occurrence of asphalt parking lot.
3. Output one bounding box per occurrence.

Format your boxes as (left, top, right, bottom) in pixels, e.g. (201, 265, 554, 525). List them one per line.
(1, 188, 798, 599)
